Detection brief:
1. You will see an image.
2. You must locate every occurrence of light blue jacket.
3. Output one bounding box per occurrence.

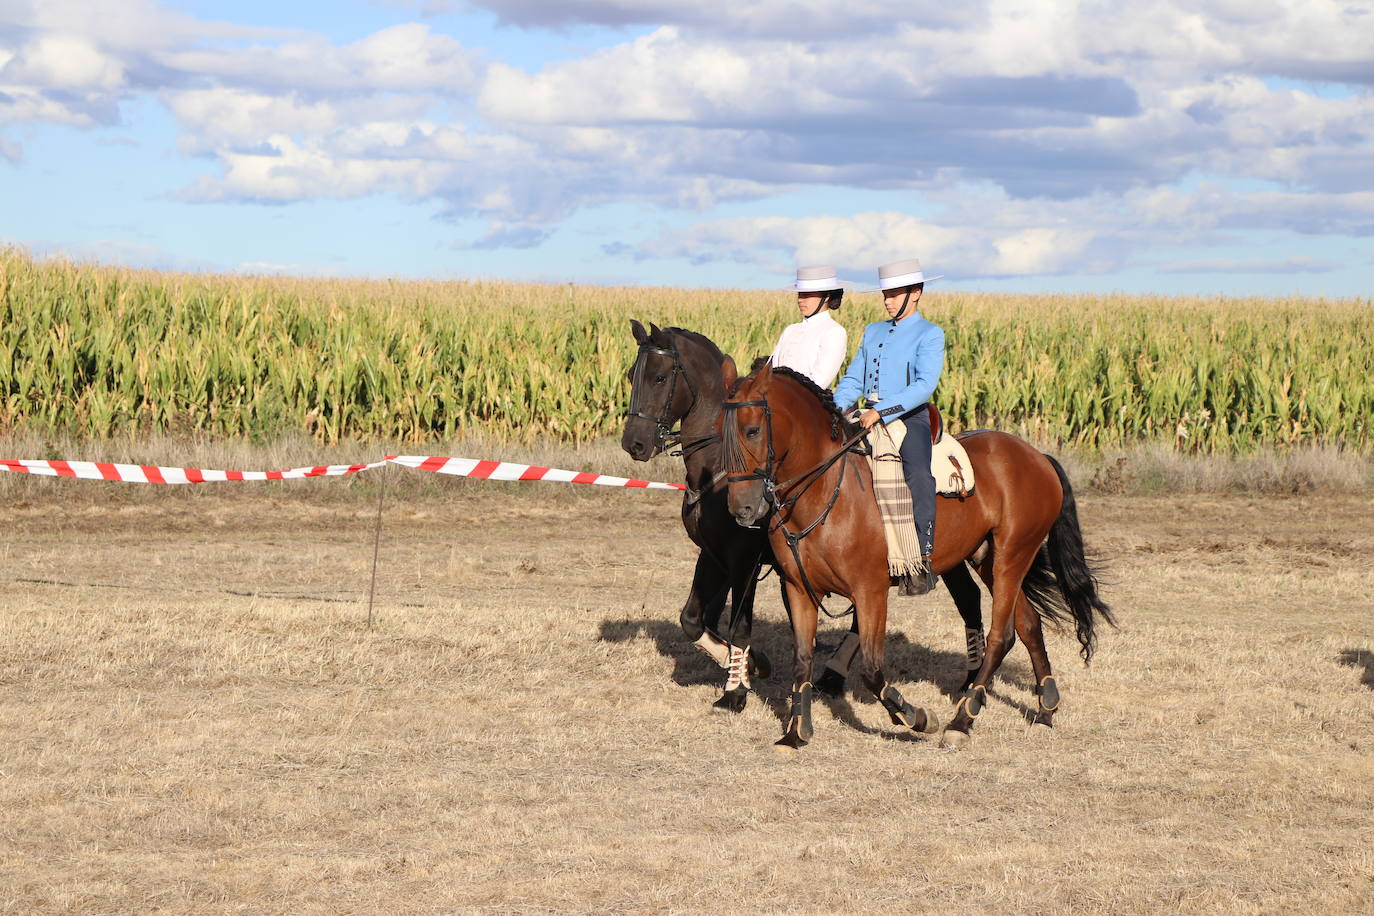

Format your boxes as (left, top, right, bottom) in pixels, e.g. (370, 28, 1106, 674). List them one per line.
(832, 313, 945, 420)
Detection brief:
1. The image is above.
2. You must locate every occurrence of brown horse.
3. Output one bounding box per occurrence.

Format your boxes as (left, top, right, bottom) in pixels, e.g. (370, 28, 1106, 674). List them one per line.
(722, 361, 1112, 749)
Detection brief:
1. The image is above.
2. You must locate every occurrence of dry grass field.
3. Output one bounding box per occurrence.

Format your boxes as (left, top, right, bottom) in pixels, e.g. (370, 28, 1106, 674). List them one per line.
(2, 478, 1372, 914)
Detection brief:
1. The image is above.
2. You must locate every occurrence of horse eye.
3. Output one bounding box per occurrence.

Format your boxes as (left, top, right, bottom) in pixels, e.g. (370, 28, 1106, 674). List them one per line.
(746, 427, 760, 439)
(654, 375, 667, 384)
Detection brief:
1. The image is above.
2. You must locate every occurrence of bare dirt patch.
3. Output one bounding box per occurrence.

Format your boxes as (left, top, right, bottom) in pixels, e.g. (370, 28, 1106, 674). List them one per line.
(2, 486, 1372, 914)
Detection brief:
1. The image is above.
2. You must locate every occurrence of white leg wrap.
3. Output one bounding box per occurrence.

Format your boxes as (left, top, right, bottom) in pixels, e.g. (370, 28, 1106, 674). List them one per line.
(693, 632, 731, 669)
(825, 632, 862, 676)
(965, 627, 985, 669)
(725, 645, 752, 691)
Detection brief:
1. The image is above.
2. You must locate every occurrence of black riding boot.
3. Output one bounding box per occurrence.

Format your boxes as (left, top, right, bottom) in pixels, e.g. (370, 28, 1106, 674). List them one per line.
(898, 406, 938, 597)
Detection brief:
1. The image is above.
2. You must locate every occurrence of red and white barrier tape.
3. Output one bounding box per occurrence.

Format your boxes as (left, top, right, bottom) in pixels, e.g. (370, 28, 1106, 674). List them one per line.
(0, 456, 685, 491)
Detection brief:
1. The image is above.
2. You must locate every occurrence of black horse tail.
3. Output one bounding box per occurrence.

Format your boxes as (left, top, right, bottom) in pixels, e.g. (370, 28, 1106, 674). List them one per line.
(1020, 454, 1116, 663)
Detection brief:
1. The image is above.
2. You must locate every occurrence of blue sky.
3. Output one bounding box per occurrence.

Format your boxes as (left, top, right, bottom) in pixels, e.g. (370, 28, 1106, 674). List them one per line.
(2, 0, 1372, 294)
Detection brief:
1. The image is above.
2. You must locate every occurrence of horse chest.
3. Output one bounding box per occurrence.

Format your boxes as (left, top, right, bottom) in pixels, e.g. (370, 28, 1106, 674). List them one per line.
(681, 492, 735, 547)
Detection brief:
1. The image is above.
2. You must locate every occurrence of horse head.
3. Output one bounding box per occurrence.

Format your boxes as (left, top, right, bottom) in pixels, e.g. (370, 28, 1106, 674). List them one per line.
(722, 360, 783, 527)
(723, 362, 854, 528)
(622, 320, 737, 463)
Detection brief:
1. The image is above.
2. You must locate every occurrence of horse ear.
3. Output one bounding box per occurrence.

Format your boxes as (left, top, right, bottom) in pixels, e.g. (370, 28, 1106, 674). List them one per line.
(721, 355, 738, 392)
(755, 356, 774, 394)
(629, 319, 648, 344)
(648, 322, 669, 347)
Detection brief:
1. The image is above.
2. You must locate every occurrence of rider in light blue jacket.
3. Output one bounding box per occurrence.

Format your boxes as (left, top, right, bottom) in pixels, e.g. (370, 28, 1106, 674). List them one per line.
(832, 258, 945, 593)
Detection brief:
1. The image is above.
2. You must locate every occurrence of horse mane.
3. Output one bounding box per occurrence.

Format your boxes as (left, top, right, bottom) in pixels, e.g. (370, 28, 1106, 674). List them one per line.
(663, 326, 727, 366)
(769, 366, 855, 436)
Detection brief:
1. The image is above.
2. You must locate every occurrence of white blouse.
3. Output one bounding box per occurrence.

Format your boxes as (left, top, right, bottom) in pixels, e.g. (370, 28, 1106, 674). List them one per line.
(770, 310, 849, 389)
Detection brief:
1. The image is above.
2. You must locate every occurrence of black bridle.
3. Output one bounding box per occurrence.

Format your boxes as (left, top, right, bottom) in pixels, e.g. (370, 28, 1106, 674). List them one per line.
(723, 391, 871, 617)
(624, 335, 714, 458)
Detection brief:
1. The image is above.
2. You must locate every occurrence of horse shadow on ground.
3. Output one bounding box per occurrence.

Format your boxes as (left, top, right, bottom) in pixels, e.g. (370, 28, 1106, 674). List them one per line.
(598, 615, 1041, 734)
(1338, 649, 1374, 689)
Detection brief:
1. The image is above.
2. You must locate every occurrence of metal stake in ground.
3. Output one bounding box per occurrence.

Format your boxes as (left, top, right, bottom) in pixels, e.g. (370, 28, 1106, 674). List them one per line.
(366, 463, 388, 630)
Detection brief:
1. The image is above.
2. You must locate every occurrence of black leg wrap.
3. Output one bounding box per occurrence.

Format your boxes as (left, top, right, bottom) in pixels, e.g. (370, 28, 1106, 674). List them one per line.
(781, 683, 814, 744)
(712, 685, 749, 714)
(814, 667, 847, 699)
(1035, 675, 1060, 712)
(880, 684, 926, 731)
(959, 668, 978, 693)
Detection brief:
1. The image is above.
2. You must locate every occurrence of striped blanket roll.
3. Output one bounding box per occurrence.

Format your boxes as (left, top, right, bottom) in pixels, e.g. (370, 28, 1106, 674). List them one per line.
(867, 419, 929, 578)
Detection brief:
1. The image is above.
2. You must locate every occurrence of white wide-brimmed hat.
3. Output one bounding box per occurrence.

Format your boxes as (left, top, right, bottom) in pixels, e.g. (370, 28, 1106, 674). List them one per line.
(868, 258, 943, 292)
(794, 265, 843, 293)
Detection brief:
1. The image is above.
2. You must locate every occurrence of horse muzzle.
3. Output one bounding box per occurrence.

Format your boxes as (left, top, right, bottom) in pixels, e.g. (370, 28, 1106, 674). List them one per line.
(620, 421, 662, 462)
(622, 436, 656, 462)
(731, 499, 768, 528)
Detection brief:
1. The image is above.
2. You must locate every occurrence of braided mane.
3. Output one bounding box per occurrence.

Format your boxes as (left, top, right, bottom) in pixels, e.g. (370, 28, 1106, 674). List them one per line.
(767, 365, 857, 440)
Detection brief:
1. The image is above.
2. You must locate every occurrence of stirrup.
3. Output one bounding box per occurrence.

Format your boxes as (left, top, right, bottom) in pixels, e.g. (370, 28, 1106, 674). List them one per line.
(899, 558, 937, 597)
(898, 573, 932, 597)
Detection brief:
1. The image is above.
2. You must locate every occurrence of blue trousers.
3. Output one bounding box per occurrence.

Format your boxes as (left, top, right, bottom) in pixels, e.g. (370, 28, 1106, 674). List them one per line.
(896, 405, 935, 556)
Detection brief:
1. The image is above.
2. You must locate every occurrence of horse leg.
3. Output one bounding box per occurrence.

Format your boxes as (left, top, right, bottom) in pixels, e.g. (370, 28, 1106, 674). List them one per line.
(712, 549, 766, 714)
(941, 545, 1037, 748)
(775, 580, 819, 750)
(816, 563, 983, 699)
(682, 551, 731, 667)
(854, 583, 940, 737)
(1013, 592, 1059, 729)
(814, 615, 858, 698)
(942, 562, 985, 692)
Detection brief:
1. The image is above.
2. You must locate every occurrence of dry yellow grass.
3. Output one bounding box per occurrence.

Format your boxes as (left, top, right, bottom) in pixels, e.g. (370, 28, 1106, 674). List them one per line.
(2, 484, 1372, 914)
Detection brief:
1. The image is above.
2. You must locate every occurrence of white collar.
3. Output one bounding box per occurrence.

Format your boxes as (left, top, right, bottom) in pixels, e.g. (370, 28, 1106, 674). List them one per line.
(801, 309, 836, 324)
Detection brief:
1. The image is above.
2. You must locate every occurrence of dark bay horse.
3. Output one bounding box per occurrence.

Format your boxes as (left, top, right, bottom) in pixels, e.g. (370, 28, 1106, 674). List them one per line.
(722, 361, 1113, 749)
(620, 321, 774, 712)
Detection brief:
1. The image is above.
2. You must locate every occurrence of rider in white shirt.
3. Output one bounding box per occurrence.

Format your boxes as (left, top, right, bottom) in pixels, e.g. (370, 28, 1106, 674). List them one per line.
(770, 266, 848, 388)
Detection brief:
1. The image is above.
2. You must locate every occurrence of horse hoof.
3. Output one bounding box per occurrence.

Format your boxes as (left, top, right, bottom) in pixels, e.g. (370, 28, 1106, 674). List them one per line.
(939, 729, 971, 750)
(711, 687, 749, 714)
(749, 649, 772, 681)
(773, 733, 808, 753)
(1029, 721, 1054, 736)
(813, 669, 847, 699)
(918, 708, 941, 735)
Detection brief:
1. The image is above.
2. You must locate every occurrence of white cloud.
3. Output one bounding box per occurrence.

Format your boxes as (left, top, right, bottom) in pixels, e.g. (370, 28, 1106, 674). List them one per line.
(1, 0, 1372, 275)
(469, 0, 984, 35)
(632, 184, 1374, 278)
(159, 24, 482, 94)
(3, 33, 125, 90)
(1157, 256, 1341, 274)
(632, 209, 1108, 278)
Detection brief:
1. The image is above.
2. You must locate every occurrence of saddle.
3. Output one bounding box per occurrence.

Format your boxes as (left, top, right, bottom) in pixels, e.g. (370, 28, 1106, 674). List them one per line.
(928, 405, 974, 498)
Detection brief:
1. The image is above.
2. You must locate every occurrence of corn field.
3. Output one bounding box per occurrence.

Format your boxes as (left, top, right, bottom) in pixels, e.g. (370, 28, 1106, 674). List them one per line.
(1, 247, 1370, 452)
